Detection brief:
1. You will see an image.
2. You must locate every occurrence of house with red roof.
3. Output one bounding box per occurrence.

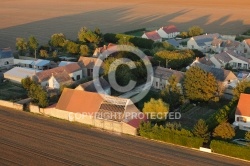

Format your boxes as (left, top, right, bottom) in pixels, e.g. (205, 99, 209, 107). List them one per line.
(157, 25, 180, 39)
(233, 93, 250, 131)
(141, 30, 162, 42)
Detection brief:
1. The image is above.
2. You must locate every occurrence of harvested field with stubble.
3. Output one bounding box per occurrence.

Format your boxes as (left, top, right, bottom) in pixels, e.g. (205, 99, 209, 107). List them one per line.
(0, 0, 250, 49)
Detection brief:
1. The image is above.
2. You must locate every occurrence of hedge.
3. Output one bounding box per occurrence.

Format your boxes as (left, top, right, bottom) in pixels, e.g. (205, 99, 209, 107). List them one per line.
(211, 140, 250, 161)
(139, 123, 203, 148)
(103, 33, 154, 49)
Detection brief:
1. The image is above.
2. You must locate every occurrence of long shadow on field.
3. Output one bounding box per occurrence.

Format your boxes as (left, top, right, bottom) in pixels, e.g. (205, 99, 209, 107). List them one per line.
(0, 6, 248, 49)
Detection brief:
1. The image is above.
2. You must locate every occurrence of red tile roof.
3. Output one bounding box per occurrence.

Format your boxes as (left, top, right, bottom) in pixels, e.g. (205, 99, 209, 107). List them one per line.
(244, 39, 250, 47)
(236, 93, 250, 117)
(144, 31, 161, 41)
(56, 88, 104, 113)
(36, 63, 81, 82)
(162, 25, 179, 34)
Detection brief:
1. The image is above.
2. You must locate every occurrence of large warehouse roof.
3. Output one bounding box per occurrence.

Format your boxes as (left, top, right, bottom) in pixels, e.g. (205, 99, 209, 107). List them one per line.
(4, 67, 41, 82)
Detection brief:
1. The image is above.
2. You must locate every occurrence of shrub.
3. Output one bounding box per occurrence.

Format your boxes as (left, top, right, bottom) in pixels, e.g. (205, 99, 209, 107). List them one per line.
(139, 122, 203, 148)
(211, 140, 250, 160)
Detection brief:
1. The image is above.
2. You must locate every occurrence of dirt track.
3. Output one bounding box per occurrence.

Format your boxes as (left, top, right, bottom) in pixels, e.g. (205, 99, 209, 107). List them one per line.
(0, 108, 249, 165)
(0, 0, 250, 48)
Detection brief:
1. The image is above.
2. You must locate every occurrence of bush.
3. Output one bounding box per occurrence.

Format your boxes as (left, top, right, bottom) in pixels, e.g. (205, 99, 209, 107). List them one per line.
(103, 33, 154, 49)
(211, 140, 250, 160)
(139, 122, 203, 148)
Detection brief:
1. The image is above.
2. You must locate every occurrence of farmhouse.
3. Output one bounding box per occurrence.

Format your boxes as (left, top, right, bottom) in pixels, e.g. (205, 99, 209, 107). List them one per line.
(38, 88, 145, 135)
(35, 63, 82, 87)
(153, 66, 184, 90)
(0, 48, 13, 68)
(157, 25, 180, 39)
(78, 57, 103, 77)
(76, 77, 111, 95)
(187, 33, 220, 52)
(141, 30, 162, 42)
(210, 50, 250, 69)
(4, 67, 41, 83)
(48, 71, 73, 89)
(233, 93, 250, 131)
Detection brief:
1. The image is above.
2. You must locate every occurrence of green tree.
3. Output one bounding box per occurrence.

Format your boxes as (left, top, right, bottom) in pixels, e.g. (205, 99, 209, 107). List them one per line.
(16, 38, 27, 56)
(233, 80, 250, 101)
(180, 31, 188, 38)
(78, 27, 100, 44)
(40, 49, 49, 58)
(161, 75, 184, 110)
(143, 98, 169, 121)
(193, 119, 210, 143)
(80, 45, 89, 56)
(28, 83, 48, 108)
(188, 26, 204, 37)
(213, 122, 235, 140)
(154, 50, 194, 69)
(65, 41, 80, 55)
(21, 77, 34, 90)
(184, 66, 219, 102)
(50, 33, 66, 48)
(28, 36, 38, 56)
(245, 131, 250, 141)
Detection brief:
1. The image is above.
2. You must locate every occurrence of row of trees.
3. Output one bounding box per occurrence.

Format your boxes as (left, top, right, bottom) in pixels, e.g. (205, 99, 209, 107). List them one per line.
(177, 26, 204, 38)
(16, 36, 38, 56)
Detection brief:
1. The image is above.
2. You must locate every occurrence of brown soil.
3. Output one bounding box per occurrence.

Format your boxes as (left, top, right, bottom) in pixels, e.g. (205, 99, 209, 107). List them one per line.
(0, 0, 250, 48)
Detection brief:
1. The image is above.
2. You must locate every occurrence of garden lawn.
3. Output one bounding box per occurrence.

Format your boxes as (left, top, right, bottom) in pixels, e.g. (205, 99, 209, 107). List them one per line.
(0, 81, 27, 101)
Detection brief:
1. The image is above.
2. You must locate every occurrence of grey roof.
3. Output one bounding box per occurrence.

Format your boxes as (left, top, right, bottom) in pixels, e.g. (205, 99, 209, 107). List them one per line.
(154, 66, 184, 82)
(58, 61, 76, 67)
(0, 48, 13, 59)
(166, 39, 180, 47)
(78, 77, 110, 92)
(214, 52, 233, 63)
(193, 63, 237, 82)
(31, 59, 50, 67)
(4, 67, 41, 79)
(226, 50, 250, 63)
(52, 71, 73, 84)
(193, 33, 220, 47)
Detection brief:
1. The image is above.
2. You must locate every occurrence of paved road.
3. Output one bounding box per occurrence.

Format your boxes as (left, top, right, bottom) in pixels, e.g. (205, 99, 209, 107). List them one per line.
(0, 108, 249, 166)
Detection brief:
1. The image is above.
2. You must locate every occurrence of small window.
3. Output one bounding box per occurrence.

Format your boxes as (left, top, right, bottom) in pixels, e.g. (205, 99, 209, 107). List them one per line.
(76, 75, 80, 80)
(237, 117, 247, 123)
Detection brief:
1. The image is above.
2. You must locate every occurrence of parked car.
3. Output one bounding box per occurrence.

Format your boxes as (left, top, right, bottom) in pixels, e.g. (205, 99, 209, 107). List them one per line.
(232, 139, 250, 146)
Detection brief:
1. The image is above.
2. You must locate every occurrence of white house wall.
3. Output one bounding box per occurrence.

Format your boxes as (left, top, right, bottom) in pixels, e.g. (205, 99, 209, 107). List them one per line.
(235, 115, 250, 131)
(69, 70, 82, 81)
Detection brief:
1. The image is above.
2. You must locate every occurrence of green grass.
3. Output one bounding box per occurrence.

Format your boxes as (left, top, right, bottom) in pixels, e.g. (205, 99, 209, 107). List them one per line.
(124, 28, 146, 37)
(0, 81, 28, 101)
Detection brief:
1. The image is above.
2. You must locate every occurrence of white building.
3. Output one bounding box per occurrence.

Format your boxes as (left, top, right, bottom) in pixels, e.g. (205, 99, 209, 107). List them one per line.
(233, 93, 250, 131)
(48, 71, 73, 89)
(187, 33, 220, 52)
(210, 50, 250, 69)
(242, 39, 250, 58)
(157, 25, 180, 39)
(4, 67, 41, 83)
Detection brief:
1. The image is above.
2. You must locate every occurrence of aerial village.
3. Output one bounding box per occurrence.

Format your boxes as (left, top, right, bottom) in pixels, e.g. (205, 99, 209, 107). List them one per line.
(1, 24, 250, 158)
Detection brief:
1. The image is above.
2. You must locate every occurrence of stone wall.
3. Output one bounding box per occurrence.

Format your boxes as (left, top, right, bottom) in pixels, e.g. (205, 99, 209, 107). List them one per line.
(0, 100, 23, 111)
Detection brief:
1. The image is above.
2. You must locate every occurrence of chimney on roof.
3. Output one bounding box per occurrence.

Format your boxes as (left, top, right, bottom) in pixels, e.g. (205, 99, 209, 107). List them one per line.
(196, 57, 200, 61)
(206, 33, 207, 35)
(103, 45, 107, 50)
